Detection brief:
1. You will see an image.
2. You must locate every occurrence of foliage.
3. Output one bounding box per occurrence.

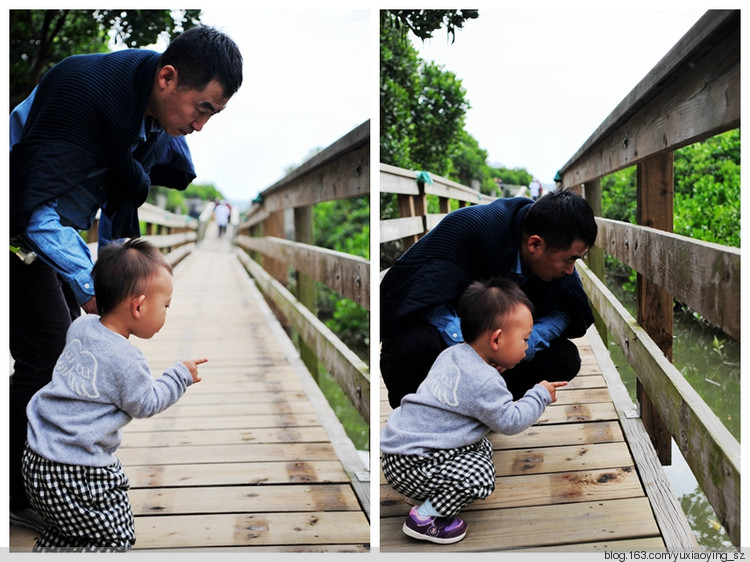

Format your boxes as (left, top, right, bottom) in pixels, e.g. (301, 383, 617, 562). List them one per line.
(380, 10, 475, 176)
(148, 183, 224, 216)
(600, 129, 740, 249)
(673, 128, 740, 247)
(10, 9, 202, 111)
(314, 197, 370, 361)
(380, 9, 538, 199)
(314, 197, 370, 260)
(382, 9, 479, 43)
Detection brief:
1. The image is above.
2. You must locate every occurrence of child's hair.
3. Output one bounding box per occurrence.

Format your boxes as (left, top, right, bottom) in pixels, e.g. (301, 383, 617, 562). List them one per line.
(458, 278, 534, 344)
(92, 238, 172, 317)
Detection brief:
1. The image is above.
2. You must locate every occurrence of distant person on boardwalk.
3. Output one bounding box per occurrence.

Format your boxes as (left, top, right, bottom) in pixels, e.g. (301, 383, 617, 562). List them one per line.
(214, 199, 232, 236)
(528, 177, 543, 200)
(380, 189, 597, 409)
(22, 238, 207, 551)
(9, 25, 243, 532)
(381, 278, 567, 544)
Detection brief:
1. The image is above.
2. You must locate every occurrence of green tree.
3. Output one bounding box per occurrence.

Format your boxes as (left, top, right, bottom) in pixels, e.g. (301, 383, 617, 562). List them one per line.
(674, 128, 740, 247)
(380, 10, 477, 174)
(10, 9, 202, 110)
(314, 197, 369, 361)
(600, 129, 740, 248)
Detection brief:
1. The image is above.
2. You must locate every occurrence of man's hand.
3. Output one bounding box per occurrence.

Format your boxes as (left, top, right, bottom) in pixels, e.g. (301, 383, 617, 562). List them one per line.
(82, 297, 98, 315)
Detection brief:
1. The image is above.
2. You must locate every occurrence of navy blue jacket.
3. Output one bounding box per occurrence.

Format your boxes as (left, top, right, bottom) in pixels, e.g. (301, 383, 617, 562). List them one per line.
(10, 49, 195, 239)
(380, 197, 594, 341)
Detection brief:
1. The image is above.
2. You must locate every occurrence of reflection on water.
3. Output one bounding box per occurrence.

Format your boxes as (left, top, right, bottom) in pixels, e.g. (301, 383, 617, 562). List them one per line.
(604, 278, 738, 550)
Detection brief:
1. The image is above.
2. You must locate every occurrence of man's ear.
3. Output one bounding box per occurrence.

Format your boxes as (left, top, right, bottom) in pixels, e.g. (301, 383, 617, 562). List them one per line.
(526, 234, 544, 255)
(157, 65, 178, 91)
(131, 294, 146, 318)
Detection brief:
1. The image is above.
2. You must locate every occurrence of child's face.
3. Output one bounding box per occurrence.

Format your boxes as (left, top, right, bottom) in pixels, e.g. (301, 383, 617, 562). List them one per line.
(132, 267, 173, 340)
(490, 304, 534, 370)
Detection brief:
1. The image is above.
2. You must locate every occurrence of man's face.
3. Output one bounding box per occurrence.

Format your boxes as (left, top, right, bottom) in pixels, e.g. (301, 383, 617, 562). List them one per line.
(151, 66, 229, 136)
(523, 236, 589, 282)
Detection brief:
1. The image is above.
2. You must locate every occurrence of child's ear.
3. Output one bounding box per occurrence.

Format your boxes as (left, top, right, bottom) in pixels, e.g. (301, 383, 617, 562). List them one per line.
(131, 294, 146, 318)
(489, 328, 503, 350)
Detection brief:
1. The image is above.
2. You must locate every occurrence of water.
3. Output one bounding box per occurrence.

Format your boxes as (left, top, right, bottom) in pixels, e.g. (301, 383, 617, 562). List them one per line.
(604, 276, 739, 549)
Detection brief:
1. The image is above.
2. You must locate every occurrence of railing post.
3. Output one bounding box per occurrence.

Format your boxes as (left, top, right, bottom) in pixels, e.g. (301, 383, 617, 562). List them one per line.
(397, 179, 426, 251)
(582, 179, 607, 345)
(294, 204, 319, 381)
(636, 152, 675, 465)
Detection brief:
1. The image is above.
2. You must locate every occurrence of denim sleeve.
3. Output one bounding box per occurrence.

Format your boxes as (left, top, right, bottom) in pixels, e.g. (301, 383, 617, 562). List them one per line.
(24, 203, 96, 306)
(523, 308, 571, 360)
(423, 304, 464, 346)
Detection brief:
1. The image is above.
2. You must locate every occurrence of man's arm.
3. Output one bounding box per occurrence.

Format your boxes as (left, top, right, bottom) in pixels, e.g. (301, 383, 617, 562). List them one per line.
(23, 203, 97, 311)
(523, 307, 570, 360)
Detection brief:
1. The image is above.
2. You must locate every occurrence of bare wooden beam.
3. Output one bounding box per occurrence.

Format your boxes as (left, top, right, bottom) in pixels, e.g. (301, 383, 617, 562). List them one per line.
(595, 218, 739, 341)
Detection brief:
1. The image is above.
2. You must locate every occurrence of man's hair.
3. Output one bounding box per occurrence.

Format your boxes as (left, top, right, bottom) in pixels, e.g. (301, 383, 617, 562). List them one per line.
(522, 189, 597, 251)
(158, 25, 243, 99)
(92, 238, 172, 317)
(458, 278, 534, 344)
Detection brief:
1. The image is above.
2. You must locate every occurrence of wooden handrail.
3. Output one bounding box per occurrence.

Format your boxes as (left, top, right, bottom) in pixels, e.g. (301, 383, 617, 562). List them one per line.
(556, 8, 740, 547)
(236, 121, 371, 426)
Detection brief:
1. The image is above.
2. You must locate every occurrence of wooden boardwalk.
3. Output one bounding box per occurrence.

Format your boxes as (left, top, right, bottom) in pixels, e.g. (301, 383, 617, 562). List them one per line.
(10, 226, 370, 552)
(379, 333, 673, 552)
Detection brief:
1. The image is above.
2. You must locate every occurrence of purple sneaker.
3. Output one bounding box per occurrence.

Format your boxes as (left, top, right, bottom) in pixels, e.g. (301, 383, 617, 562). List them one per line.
(402, 507, 467, 544)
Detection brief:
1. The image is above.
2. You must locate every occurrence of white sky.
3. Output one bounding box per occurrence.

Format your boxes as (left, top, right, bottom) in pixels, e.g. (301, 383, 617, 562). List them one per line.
(411, 5, 710, 187)
(183, 2, 719, 205)
(179, 8, 372, 206)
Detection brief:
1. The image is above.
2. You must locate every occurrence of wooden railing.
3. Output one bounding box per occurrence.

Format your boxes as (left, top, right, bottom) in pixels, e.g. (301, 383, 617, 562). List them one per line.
(234, 120, 370, 425)
(556, 9, 740, 547)
(379, 163, 493, 276)
(86, 201, 200, 266)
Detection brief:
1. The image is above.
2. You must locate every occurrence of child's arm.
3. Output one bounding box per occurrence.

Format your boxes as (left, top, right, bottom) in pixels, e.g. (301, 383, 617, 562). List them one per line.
(181, 357, 208, 384)
(539, 380, 567, 403)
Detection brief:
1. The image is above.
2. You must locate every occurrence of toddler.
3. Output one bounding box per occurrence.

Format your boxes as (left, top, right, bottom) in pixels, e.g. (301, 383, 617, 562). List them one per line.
(380, 277, 567, 544)
(22, 238, 207, 551)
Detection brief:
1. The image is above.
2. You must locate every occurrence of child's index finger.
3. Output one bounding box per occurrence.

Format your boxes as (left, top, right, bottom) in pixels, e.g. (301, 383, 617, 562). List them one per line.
(195, 357, 209, 365)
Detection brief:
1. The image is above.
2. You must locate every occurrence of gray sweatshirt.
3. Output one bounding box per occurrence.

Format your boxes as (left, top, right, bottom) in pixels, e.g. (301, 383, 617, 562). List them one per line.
(26, 315, 193, 467)
(380, 343, 552, 456)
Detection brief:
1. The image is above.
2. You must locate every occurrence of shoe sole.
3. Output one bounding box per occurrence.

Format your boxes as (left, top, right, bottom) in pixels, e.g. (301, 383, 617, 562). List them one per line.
(9, 516, 46, 534)
(402, 522, 467, 544)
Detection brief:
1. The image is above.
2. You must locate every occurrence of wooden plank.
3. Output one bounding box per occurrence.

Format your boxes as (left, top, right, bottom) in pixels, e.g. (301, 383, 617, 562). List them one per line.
(133, 511, 370, 549)
(118, 442, 341, 466)
(380, 498, 661, 551)
(121, 427, 332, 447)
(595, 218, 740, 340)
(127, 413, 322, 431)
(488, 420, 624, 449)
(493, 442, 635, 477)
(127, 460, 350, 488)
(130, 484, 363, 515)
(380, 216, 424, 243)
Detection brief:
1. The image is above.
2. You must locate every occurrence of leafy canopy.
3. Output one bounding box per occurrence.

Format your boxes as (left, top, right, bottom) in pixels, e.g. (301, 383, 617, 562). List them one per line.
(10, 9, 202, 110)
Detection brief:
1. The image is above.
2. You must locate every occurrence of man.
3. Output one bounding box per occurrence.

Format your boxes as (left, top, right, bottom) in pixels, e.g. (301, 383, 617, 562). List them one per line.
(9, 25, 243, 530)
(380, 190, 598, 409)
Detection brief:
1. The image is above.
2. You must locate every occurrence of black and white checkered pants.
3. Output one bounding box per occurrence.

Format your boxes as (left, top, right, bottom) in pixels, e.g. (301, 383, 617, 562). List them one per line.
(381, 437, 496, 517)
(22, 444, 136, 552)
